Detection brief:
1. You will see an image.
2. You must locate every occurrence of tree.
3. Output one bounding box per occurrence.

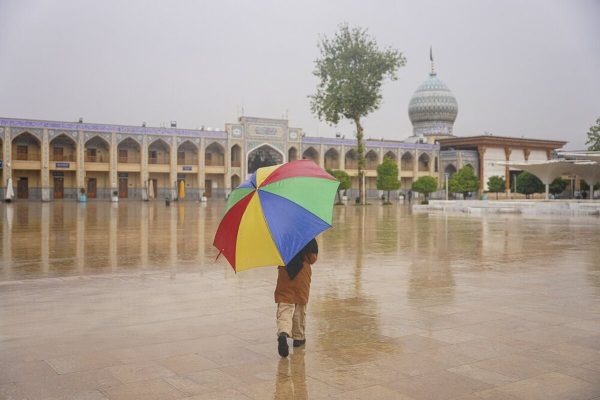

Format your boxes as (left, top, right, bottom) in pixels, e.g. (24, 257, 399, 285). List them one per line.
(310, 24, 406, 204)
(487, 176, 505, 199)
(448, 165, 479, 198)
(549, 177, 567, 196)
(516, 172, 544, 198)
(586, 117, 600, 151)
(412, 176, 438, 203)
(376, 156, 400, 204)
(327, 169, 351, 204)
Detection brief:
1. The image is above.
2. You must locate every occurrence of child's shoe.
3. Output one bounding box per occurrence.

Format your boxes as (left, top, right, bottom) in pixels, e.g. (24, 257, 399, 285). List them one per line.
(277, 333, 289, 357)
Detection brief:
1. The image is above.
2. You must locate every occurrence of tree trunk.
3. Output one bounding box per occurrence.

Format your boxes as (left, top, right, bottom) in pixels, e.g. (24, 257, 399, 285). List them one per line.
(387, 190, 390, 203)
(354, 118, 365, 205)
(337, 190, 341, 204)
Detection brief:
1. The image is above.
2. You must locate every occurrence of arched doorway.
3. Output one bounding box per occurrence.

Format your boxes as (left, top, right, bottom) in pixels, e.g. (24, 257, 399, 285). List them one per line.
(365, 150, 378, 170)
(324, 148, 339, 170)
(49, 134, 77, 199)
(12, 132, 42, 199)
(302, 147, 319, 164)
(178, 141, 198, 165)
(247, 145, 283, 174)
(85, 136, 111, 199)
(231, 174, 241, 189)
(345, 149, 358, 169)
(445, 164, 457, 178)
(401, 152, 414, 171)
(288, 147, 298, 162)
(418, 153, 430, 172)
(231, 145, 241, 168)
(148, 139, 170, 164)
(384, 151, 397, 163)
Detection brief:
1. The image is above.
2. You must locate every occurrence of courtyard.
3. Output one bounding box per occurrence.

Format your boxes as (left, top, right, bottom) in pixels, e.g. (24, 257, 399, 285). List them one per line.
(0, 202, 599, 399)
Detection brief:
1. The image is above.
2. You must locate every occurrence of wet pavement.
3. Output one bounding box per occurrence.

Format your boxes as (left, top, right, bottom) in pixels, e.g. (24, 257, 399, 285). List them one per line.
(1, 201, 599, 399)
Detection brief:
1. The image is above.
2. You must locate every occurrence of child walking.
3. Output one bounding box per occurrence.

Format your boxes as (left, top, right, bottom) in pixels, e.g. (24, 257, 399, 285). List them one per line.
(274, 238, 318, 357)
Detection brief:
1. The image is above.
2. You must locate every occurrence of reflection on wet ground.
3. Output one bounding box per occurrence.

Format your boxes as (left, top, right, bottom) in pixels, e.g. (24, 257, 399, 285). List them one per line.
(1, 202, 599, 399)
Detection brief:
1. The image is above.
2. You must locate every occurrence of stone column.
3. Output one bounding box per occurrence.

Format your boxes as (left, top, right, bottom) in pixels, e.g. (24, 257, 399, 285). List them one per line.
(41, 129, 50, 202)
(77, 131, 85, 191)
(3, 127, 11, 188)
(141, 135, 148, 200)
(170, 135, 177, 199)
(339, 146, 345, 170)
(41, 203, 49, 274)
(504, 147, 512, 192)
(198, 138, 206, 196)
(319, 144, 325, 167)
(413, 149, 419, 178)
(110, 133, 118, 195)
(76, 204, 85, 273)
(140, 203, 148, 269)
(224, 140, 231, 193)
(478, 146, 487, 191)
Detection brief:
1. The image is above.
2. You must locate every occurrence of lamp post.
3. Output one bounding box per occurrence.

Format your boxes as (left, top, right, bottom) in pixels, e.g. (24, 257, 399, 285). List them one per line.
(444, 173, 449, 201)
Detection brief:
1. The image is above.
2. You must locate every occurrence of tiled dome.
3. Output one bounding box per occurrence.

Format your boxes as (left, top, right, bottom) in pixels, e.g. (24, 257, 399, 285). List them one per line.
(408, 70, 458, 136)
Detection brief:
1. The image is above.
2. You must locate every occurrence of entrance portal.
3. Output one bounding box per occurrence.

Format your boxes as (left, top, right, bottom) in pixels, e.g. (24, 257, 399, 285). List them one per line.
(53, 177, 64, 199)
(17, 177, 28, 199)
(247, 145, 283, 174)
(119, 178, 128, 198)
(87, 178, 97, 199)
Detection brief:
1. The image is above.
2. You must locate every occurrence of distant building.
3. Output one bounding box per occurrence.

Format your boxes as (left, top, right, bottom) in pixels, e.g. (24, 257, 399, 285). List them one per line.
(0, 52, 567, 201)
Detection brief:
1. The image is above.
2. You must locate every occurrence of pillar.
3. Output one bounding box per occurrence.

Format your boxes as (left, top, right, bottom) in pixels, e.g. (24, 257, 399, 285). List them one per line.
(141, 135, 148, 200)
(170, 135, 177, 200)
(225, 140, 231, 193)
(110, 133, 118, 195)
(41, 203, 49, 274)
(504, 147, 512, 192)
(41, 129, 50, 202)
(77, 131, 85, 191)
(478, 146, 486, 191)
(198, 138, 205, 197)
(76, 204, 85, 273)
(319, 144, 325, 168)
(3, 127, 11, 188)
(413, 149, 419, 178)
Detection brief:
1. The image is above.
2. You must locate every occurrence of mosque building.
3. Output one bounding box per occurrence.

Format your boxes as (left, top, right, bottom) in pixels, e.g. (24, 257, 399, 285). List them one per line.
(0, 53, 566, 201)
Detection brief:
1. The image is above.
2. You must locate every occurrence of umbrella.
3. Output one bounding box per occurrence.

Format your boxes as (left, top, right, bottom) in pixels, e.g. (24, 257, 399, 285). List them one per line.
(5, 177, 15, 201)
(213, 160, 339, 272)
(178, 180, 185, 200)
(148, 179, 154, 200)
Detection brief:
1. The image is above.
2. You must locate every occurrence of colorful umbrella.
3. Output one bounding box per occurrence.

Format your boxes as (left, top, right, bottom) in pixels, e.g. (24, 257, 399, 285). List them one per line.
(213, 160, 339, 272)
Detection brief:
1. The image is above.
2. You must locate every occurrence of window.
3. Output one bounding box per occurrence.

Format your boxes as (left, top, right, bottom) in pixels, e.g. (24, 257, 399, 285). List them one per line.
(17, 145, 28, 160)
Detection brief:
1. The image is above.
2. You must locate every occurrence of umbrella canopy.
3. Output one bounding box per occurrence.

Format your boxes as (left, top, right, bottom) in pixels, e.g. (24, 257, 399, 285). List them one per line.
(213, 160, 339, 272)
(178, 180, 185, 199)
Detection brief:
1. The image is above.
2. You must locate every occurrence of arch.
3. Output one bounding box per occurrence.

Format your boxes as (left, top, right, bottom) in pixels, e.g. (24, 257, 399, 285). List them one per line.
(324, 148, 339, 170)
(302, 147, 319, 164)
(11, 132, 41, 161)
(401, 152, 414, 171)
(384, 151, 397, 162)
(178, 140, 198, 165)
(288, 147, 298, 162)
(345, 149, 358, 169)
(418, 153, 430, 172)
(49, 133, 77, 162)
(465, 163, 474, 170)
(117, 137, 141, 163)
(365, 150, 378, 170)
(205, 142, 225, 167)
(247, 144, 284, 173)
(230, 144, 241, 168)
(445, 164, 457, 178)
(85, 135, 110, 163)
(148, 139, 170, 164)
(231, 174, 241, 189)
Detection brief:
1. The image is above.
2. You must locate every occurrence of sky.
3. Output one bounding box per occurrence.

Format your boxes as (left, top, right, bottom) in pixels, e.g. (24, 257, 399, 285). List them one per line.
(1, 0, 599, 150)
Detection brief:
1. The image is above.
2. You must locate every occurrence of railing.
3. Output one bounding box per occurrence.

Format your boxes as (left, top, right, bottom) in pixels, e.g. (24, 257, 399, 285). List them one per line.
(177, 157, 198, 165)
(118, 155, 141, 163)
(401, 162, 414, 171)
(14, 153, 42, 161)
(85, 155, 108, 163)
(345, 160, 358, 169)
(205, 159, 225, 167)
(149, 157, 170, 164)
(50, 154, 76, 162)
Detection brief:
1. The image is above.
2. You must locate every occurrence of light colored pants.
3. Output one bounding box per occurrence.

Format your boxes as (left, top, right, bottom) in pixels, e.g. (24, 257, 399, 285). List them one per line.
(276, 303, 306, 340)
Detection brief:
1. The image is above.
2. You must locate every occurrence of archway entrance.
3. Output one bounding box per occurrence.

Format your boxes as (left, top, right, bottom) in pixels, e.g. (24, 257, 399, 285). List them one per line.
(247, 145, 283, 174)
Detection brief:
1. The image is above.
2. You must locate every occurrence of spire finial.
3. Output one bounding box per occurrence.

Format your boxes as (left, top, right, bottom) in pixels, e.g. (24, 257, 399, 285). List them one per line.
(430, 45, 435, 75)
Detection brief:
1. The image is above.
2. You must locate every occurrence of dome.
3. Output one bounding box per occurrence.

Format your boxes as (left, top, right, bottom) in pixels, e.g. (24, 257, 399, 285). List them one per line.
(408, 70, 458, 136)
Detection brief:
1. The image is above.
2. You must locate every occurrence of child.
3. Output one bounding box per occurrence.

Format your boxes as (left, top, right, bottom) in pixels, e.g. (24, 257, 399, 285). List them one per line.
(274, 238, 318, 357)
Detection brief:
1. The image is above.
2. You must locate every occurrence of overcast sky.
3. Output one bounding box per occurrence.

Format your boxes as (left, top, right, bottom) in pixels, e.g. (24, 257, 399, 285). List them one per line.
(1, 0, 599, 149)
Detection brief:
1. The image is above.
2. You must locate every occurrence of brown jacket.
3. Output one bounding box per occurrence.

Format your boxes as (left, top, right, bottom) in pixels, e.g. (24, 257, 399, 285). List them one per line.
(274, 253, 317, 305)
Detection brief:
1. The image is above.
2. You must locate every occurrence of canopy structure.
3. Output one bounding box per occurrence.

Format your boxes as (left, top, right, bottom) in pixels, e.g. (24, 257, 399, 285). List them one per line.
(495, 159, 600, 199)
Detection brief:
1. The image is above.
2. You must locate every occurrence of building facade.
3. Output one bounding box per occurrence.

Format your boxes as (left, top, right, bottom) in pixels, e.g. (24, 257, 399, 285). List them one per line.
(0, 116, 440, 201)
